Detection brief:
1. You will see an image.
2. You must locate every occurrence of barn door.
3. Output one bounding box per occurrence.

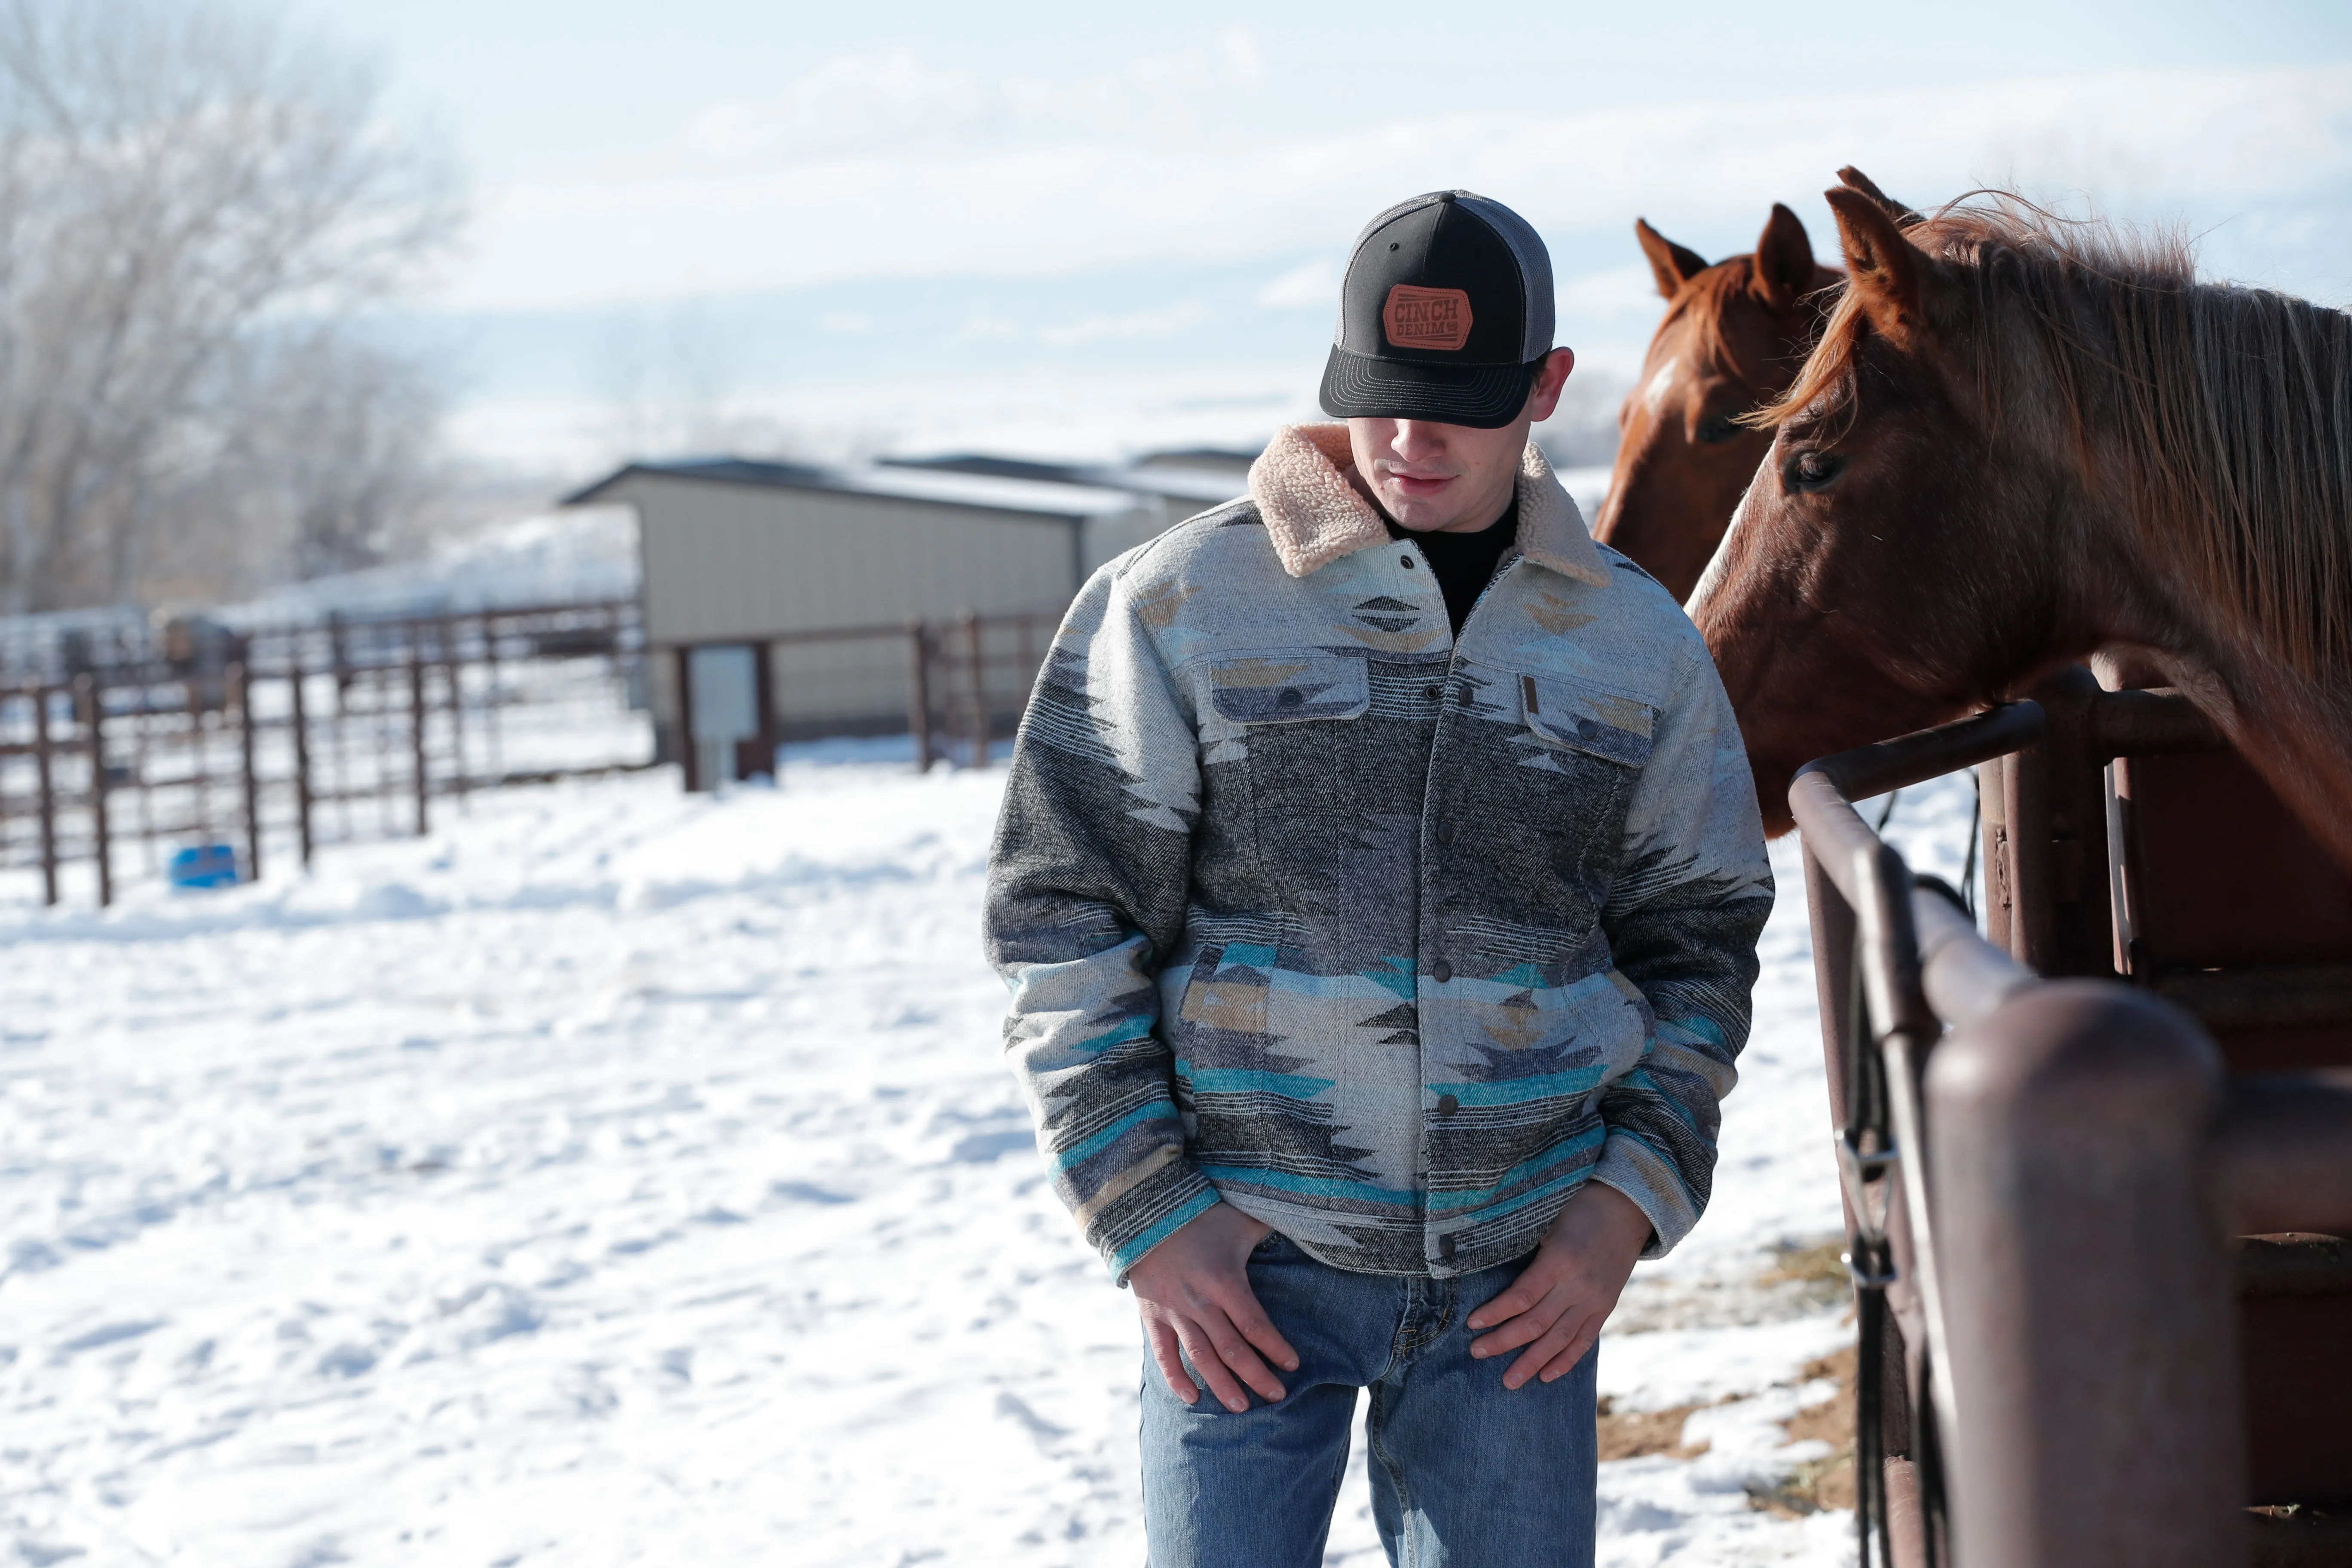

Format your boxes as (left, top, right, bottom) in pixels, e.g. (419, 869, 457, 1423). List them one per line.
(687, 643, 763, 790)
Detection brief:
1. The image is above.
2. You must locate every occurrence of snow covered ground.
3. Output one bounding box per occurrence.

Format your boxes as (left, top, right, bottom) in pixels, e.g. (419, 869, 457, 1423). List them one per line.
(0, 740, 1978, 1566)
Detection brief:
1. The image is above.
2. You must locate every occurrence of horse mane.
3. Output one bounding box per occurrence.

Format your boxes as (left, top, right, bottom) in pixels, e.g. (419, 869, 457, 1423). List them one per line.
(1761, 194, 2352, 685)
(1661, 256, 1835, 380)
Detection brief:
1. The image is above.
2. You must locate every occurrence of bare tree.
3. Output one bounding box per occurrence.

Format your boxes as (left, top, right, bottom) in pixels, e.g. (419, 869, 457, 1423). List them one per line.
(0, 0, 459, 611)
(138, 327, 450, 600)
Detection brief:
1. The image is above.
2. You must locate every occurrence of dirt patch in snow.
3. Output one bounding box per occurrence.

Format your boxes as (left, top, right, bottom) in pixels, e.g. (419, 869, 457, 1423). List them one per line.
(1597, 1394, 1712, 1461)
(1748, 1345, 1859, 1517)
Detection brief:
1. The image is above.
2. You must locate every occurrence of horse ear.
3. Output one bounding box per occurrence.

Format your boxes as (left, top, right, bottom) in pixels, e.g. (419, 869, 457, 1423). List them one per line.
(1826, 186, 1926, 344)
(1751, 203, 1814, 310)
(1835, 166, 1923, 230)
(1635, 218, 1709, 299)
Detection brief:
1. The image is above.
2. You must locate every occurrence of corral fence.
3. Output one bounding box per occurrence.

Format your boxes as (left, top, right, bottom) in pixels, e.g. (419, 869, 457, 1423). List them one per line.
(658, 611, 1061, 790)
(4, 601, 1075, 903)
(0, 600, 647, 908)
(1798, 669, 2352, 1568)
(907, 611, 1060, 772)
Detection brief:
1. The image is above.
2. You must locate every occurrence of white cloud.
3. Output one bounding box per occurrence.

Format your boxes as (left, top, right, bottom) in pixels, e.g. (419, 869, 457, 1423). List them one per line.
(1255, 257, 1341, 309)
(1038, 300, 1212, 347)
(957, 301, 1213, 348)
(671, 34, 1271, 171)
(683, 52, 989, 161)
(1219, 30, 1265, 88)
(444, 64, 2352, 312)
(1556, 265, 1666, 321)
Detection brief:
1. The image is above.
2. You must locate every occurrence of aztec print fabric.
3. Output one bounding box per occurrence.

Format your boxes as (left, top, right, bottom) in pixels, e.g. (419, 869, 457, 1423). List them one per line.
(984, 424, 1773, 1283)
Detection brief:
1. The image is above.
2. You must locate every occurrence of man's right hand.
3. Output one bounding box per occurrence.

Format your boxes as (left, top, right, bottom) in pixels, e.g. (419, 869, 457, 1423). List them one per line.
(1128, 1204, 1300, 1413)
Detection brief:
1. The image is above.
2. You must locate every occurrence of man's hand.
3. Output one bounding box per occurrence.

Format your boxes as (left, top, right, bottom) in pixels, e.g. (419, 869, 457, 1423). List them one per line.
(1466, 1182, 1653, 1390)
(1128, 1204, 1300, 1413)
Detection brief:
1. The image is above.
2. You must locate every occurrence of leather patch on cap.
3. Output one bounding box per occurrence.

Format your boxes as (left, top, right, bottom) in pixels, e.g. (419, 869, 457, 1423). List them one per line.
(1382, 285, 1473, 352)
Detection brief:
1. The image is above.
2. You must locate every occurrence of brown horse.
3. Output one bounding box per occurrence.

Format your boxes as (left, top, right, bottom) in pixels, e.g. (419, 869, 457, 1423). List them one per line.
(1690, 175, 2352, 866)
(1596, 172, 1914, 601)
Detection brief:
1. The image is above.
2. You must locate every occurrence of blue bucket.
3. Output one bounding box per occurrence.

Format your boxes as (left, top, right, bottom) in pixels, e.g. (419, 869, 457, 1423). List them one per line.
(168, 844, 241, 889)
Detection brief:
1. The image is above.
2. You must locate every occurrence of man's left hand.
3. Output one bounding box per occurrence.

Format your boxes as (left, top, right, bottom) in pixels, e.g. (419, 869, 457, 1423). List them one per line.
(1465, 1182, 1653, 1390)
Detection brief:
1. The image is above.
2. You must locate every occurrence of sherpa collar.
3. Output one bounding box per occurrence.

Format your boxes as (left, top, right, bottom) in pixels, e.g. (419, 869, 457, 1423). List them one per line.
(1244, 422, 1608, 587)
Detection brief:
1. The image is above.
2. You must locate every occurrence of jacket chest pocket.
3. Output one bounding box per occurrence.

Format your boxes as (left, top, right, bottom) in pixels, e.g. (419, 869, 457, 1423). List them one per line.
(1519, 674, 1655, 768)
(1201, 653, 1372, 895)
(1206, 654, 1371, 726)
(1518, 673, 1656, 903)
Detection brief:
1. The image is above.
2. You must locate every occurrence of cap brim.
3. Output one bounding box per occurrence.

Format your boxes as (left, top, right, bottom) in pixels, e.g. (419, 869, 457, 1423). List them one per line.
(1319, 348, 1537, 430)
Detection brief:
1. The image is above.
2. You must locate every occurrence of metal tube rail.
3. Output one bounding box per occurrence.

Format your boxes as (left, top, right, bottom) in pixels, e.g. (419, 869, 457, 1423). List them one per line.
(1789, 698, 2063, 1568)
(1798, 700, 2046, 806)
(2085, 687, 2227, 757)
(1789, 766, 1964, 1510)
(1914, 886, 2034, 1029)
(1789, 682, 2352, 1568)
(1923, 983, 2244, 1568)
(2220, 1069, 2352, 1236)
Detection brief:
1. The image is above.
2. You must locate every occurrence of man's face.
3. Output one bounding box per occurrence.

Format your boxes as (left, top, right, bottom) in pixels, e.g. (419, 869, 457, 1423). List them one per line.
(1345, 348, 1575, 534)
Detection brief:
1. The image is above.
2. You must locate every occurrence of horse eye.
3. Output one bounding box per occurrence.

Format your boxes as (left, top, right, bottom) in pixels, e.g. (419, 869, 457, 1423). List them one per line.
(1783, 449, 1846, 490)
(1695, 413, 1745, 445)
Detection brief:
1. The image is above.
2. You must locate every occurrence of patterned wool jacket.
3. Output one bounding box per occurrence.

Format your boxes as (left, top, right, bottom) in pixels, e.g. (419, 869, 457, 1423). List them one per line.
(984, 423, 1773, 1283)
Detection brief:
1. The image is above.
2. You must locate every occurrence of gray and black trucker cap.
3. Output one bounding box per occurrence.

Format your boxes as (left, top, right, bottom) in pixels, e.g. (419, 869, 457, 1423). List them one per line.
(1319, 190, 1556, 429)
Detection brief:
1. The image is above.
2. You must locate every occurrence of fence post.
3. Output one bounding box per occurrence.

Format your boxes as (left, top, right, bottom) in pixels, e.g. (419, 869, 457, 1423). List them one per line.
(187, 667, 211, 848)
(233, 662, 261, 885)
(77, 674, 111, 907)
(408, 647, 430, 837)
(962, 612, 987, 768)
(32, 685, 58, 906)
(1924, 982, 2241, 1568)
(1979, 753, 2012, 957)
(329, 608, 350, 714)
(442, 625, 468, 805)
(907, 622, 934, 774)
(2001, 743, 2058, 971)
(289, 658, 314, 867)
(752, 639, 779, 782)
(481, 610, 503, 783)
(673, 645, 698, 792)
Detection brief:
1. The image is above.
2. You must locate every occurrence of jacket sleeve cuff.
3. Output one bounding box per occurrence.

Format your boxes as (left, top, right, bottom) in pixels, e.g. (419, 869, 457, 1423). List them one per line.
(1098, 1159, 1221, 1287)
(1590, 1130, 1700, 1260)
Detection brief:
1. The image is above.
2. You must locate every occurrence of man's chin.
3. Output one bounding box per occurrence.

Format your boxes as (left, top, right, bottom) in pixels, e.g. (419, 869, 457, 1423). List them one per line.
(1380, 492, 1466, 533)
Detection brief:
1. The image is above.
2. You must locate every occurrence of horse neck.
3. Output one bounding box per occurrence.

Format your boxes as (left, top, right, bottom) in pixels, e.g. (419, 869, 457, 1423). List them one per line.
(2190, 644, 2352, 866)
(2067, 436, 2352, 865)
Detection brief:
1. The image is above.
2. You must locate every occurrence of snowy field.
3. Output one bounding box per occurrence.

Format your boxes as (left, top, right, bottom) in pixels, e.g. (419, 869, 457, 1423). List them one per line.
(1, 738, 1977, 1566)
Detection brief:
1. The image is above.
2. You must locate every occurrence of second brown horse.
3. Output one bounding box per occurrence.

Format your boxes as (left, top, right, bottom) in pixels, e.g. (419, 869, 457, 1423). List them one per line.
(1595, 172, 1915, 602)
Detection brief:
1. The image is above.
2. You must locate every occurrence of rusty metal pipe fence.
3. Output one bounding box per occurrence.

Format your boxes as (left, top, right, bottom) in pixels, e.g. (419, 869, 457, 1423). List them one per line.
(1794, 684, 2352, 1568)
(5, 603, 1075, 902)
(0, 600, 647, 908)
(904, 610, 1058, 772)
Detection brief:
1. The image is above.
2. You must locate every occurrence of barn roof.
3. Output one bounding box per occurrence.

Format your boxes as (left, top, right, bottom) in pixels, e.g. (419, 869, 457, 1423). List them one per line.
(562, 456, 1147, 520)
(879, 453, 1242, 508)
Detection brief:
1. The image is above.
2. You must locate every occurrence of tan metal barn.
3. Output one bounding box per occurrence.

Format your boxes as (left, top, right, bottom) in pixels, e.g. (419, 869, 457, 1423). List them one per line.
(563, 456, 1233, 788)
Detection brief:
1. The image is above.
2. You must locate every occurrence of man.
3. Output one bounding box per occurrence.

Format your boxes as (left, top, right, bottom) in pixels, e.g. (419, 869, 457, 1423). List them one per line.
(984, 190, 1772, 1567)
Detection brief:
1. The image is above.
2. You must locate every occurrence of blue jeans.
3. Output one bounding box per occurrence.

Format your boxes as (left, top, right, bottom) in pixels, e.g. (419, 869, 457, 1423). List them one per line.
(1140, 1232, 1598, 1568)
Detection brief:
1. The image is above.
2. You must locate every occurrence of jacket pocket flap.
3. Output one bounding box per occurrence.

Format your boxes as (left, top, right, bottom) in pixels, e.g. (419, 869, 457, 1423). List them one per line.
(1520, 674, 1655, 766)
(1207, 654, 1370, 723)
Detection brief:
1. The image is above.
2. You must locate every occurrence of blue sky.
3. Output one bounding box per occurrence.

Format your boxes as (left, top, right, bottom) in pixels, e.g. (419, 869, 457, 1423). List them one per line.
(288, 0, 2352, 470)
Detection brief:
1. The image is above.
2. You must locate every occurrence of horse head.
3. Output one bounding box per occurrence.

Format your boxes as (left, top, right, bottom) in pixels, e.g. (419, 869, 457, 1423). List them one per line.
(1592, 204, 1838, 601)
(1688, 179, 2093, 834)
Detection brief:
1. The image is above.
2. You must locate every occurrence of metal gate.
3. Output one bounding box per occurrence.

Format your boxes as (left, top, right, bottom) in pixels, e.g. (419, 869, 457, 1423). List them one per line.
(1792, 670, 2352, 1567)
